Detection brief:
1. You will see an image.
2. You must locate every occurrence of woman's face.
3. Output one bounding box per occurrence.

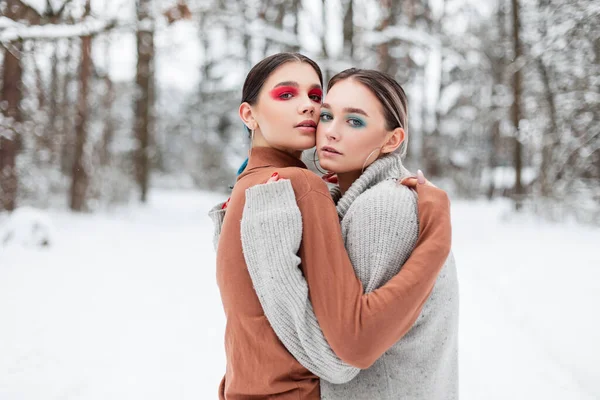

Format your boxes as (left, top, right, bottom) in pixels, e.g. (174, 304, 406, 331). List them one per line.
(248, 62, 323, 152)
(317, 78, 391, 174)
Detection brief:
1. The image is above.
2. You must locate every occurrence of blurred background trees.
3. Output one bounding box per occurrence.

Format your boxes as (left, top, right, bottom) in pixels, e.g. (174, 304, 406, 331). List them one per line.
(1, 0, 598, 223)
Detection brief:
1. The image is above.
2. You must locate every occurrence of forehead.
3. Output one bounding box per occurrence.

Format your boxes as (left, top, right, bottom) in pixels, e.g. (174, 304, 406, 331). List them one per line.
(263, 62, 321, 88)
(325, 79, 381, 115)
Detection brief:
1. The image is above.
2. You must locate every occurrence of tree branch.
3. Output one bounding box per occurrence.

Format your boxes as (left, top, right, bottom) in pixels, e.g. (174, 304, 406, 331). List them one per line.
(0, 17, 127, 43)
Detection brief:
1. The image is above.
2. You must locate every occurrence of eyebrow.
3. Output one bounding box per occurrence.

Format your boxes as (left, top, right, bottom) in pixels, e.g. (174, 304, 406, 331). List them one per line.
(273, 81, 322, 90)
(321, 103, 369, 117)
(273, 81, 298, 88)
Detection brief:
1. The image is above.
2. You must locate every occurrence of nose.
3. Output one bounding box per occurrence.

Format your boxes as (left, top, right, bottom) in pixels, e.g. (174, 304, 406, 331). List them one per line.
(323, 123, 339, 141)
(299, 101, 316, 116)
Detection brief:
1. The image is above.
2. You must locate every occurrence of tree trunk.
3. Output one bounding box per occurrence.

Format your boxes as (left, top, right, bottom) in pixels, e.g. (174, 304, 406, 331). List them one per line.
(100, 32, 115, 166)
(537, 58, 559, 198)
(291, 0, 301, 53)
(48, 43, 60, 164)
(487, 2, 508, 200)
(70, 1, 92, 211)
(0, 42, 22, 212)
(60, 38, 75, 175)
(134, 0, 155, 203)
(376, 0, 393, 75)
(342, 0, 354, 58)
(0, 0, 35, 211)
(319, 0, 338, 82)
(511, 0, 524, 210)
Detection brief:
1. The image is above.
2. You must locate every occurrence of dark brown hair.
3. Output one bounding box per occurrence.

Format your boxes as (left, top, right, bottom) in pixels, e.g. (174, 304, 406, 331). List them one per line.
(328, 68, 409, 157)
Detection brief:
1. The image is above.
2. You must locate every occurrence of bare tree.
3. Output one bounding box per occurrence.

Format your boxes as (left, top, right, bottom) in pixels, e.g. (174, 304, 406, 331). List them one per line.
(0, 0, 41, 211)
(134, 0, 155, 202)
(70, 0, 92, 211)
(511, 0, 524, 210)
(376, 0, 395, 75)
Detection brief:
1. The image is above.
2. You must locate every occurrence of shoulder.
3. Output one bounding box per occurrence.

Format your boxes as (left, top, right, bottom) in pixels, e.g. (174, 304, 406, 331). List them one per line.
(240, 166, 331, 202)
(277, 167, 332, 201)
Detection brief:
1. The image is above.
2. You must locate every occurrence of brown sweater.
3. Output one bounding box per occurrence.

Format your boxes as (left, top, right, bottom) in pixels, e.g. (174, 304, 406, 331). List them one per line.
(215, 147, 452, 399)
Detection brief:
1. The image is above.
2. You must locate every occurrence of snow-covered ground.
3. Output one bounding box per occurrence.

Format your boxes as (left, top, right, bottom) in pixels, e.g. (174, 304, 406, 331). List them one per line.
(0, 189, 598, 400)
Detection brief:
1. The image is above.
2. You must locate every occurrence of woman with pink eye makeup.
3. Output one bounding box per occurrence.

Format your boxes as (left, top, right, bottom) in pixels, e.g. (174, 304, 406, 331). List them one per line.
(209, 54, 452, 400)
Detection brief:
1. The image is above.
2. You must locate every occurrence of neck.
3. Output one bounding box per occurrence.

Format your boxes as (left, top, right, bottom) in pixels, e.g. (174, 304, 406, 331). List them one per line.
(252, 133, 303, 159)
(337, 170, 362, 194)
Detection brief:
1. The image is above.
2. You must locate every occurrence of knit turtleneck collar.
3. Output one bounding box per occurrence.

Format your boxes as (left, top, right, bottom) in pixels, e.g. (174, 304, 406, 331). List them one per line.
(330, 153, 411, 219)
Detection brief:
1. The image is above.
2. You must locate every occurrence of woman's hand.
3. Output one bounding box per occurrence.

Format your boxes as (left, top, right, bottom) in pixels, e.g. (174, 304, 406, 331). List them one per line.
(221, 197, 231, 210)
(400, 169, 437, 188)
(321, 172, 338, 184)
(266, 172, 280, 184)
(223, 172, 282, 210)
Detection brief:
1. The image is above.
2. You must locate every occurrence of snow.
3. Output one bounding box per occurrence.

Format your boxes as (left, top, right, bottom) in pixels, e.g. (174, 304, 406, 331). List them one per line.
(19, 0, 48, 15)
(0, 207, 55, 248)
(1, 190, 599, 399)
(481, 166, 538, 189)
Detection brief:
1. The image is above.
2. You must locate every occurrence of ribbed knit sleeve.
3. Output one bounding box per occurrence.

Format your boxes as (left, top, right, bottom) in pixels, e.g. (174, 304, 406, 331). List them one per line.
(208, 203, 226, 252)
(241, 179, 361, 383)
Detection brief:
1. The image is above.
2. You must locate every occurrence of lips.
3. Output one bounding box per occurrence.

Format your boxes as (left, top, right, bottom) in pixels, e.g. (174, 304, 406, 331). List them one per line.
(295, 120, 317, 128)
(321, 146, 342, 155)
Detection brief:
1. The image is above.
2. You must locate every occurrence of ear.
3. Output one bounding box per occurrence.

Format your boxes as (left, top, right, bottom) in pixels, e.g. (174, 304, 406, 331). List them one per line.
(239, 102, 256, 130)
(381, 127, 405, 154)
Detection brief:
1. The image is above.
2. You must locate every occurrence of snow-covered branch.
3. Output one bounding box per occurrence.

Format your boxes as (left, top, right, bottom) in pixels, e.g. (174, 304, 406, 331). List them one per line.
(360, 25, 441, 50)
(0, 17, 125, 43)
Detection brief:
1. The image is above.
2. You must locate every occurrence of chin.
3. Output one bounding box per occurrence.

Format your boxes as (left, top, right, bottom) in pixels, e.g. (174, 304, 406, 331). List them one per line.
(318, 158, 340, 173)
(293, 136, 316, 151)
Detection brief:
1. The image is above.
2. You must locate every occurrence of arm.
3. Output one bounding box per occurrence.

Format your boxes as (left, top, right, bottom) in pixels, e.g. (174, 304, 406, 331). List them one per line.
(243, 172, 451, 369)
(241, 180, 360, 384)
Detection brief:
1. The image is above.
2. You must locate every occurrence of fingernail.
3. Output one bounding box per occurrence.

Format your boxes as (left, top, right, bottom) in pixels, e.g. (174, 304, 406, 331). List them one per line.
(271, 172, 279, 178)
(417, 169, 426, 184)
(221, 197, 231, 210)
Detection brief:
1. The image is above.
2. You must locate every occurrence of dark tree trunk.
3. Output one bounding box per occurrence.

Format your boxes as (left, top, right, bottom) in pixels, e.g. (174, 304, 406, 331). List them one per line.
(70, 1, 92, 211)
(134, 0, 155, 202)
(511, 0, 524, 210)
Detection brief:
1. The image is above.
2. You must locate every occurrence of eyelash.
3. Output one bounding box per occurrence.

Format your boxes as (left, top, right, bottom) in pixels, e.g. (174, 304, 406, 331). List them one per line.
(271, 88, 322, 103)
(348, 117, 365, 127)
(320, 112, 333, 122)
(319, 113, 366, 128)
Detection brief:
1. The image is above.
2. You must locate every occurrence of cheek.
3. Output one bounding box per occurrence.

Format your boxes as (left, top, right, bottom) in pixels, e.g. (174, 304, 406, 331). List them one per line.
(316, 124, 327, 142)
(347, 130, 382, 159)
(257, 104, 284, 134)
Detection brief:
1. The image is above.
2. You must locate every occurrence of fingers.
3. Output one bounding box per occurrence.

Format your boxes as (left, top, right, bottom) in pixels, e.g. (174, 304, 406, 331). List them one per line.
(399, 169, 435, 189)
(417, 169, 426, 185)
(400, 177, 418, 188)
(227, 172, 280, 210)
(221, 197, 231, 210)
(266, 172, 280, 184)
(322, 172, 338, 184)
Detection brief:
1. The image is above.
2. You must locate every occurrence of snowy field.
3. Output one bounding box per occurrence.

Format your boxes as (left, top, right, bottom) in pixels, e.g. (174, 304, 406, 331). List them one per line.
(1, 189, 599, 400)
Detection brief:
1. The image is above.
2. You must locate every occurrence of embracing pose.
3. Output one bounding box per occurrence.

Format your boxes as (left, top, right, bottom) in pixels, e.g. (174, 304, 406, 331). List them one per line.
(210, 52, 456, 400)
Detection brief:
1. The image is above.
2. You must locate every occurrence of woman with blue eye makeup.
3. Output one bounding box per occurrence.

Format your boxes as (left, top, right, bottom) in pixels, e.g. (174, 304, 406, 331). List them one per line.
(214, 68, 459, 400)
(210, 55, 453, 400)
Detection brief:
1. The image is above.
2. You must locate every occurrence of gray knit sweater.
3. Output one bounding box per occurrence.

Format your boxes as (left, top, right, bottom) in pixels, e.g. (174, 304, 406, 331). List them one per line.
(210, 153, 459, 399)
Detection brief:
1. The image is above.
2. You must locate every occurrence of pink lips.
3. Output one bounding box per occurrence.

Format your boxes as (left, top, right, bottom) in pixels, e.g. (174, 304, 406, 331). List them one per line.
(321, 146, 342, 156)
(295, 120, 317, 128)
(295, 120, 317, 134)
